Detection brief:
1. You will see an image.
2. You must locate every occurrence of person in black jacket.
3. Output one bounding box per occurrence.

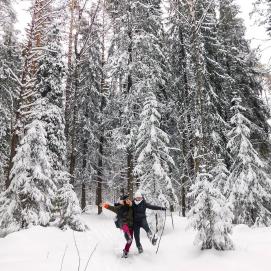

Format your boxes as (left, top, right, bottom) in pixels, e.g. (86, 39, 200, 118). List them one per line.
(132, 191, 166, 253)
(101, 195, 134, 258)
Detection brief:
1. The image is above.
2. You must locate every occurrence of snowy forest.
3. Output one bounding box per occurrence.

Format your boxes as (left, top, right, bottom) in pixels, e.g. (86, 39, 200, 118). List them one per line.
(1, 0, 271, 266)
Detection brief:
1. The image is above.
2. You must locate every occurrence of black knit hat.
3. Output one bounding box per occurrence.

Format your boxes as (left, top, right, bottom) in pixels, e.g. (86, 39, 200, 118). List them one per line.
(120, 195, 129, 201)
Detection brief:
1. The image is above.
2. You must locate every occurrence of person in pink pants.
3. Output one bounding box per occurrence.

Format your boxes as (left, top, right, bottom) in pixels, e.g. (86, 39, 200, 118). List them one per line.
(102, 195, 133, 258)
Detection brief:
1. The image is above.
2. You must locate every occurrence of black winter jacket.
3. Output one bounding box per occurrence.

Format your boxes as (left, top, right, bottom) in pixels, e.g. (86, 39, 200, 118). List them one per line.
(132, 199, 165, 223)
(107, 204, 133, 228)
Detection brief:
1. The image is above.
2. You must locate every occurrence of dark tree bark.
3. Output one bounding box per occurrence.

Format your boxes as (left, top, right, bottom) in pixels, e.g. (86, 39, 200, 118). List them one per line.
(96, 9, 106, 214)
(126, 11, 134, 199)
(127, 148, 134, 199)
(96, 134, 104, 215)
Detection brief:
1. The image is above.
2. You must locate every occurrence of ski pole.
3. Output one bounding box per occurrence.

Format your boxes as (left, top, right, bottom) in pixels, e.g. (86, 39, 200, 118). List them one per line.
(156, 208, 167, 254)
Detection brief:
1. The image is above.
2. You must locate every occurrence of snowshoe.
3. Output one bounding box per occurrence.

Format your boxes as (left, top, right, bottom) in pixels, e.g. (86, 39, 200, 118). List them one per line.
(151, 234, 158, 246)
(138, 245, 143, 254)
(122, 250, 128, 258)
(147, 231, 158, 246)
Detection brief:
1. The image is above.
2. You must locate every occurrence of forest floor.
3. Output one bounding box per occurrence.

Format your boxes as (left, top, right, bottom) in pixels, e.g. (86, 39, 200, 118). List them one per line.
(0, 208, 271, 271)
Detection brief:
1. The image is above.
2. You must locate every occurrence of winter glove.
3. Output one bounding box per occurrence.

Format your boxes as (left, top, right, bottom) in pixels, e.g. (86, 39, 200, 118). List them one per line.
(102, 203, 109, 209)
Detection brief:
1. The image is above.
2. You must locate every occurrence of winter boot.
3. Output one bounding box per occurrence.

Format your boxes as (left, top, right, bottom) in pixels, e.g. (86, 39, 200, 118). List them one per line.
(138, 245, 143, 254)
(122, 250, 128, 258)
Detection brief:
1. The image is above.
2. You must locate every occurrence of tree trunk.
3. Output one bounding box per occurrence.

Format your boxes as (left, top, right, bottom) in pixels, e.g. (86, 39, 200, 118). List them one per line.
(69, 81, 77, 185)
(127, 149, 134, 199)
(69, 1, 81, 185)
(181, 177, 186, 217)
(126, 6, 134, 199)
(81, 135, 88, 211)
(81, 182, 86, 211)
(189, 2, 206, 174)
(65, 0, 76, 139)
(96, 135, 104, 215)
(96, 10, 106, 214)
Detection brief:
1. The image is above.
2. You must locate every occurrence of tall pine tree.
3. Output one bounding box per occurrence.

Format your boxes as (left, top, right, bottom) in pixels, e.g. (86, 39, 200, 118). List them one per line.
(226, 95, 271, 226)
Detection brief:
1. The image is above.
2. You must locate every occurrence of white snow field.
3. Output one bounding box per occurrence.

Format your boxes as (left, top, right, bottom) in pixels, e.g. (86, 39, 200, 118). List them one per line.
(0, 209, 271, 271)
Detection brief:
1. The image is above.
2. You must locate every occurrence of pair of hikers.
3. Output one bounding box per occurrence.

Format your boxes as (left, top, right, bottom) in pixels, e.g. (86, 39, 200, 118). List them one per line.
(101, 191, 166, 258)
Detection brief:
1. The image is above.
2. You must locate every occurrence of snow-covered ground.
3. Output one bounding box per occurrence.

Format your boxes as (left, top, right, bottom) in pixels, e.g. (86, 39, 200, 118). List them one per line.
(0, 209, 271, 271)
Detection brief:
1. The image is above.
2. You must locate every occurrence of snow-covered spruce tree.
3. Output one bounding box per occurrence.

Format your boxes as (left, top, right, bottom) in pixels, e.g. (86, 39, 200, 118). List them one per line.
(218, 0, 271, 159)
(106, 0, 139, 198)
(0, 110, 55, 235)
(166, 0, 229, 214)
(134, 92, 176, 207)
(199, 0, 232, 160)
(106, 0, 167, 198)
(226, 95, 271, 226)
(65, 1, 106, 202)
(73, 2, 109, 213)
(0, 5, 84, 234)
(134, 92, 176, 232)
(168, 0, 230, 177)
(0, 0, 15, 28)
(166, 0, 195, 185)
(186, 0, 233, 166)
(254, 0, 271, 36)
(5, 0, 51, 189)
(188, 164, 234, 250)
(34, 23, 84, 231)
(0, 1, 21, 190)
(210, 158, 230, 196)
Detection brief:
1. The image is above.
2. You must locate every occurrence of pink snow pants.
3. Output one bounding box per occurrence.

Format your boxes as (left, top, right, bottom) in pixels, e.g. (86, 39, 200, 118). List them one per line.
(122, 224, 133, 253)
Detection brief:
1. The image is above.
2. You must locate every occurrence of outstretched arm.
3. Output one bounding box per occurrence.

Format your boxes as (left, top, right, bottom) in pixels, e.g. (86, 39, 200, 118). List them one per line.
(101, 203, 122, 214)
(145, 202, 166, 211)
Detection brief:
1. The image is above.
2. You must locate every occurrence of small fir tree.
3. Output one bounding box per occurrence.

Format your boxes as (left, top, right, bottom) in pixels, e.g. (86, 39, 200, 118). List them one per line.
(188, 165, 234, 250)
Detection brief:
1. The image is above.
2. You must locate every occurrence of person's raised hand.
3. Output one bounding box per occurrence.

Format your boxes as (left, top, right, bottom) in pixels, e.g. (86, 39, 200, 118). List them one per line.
(119, 200, 124, 205)
(126, 199, 132, 206)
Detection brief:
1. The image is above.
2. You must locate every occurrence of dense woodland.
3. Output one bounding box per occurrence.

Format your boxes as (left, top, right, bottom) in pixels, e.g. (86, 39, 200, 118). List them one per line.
(0, 0, 271, 250)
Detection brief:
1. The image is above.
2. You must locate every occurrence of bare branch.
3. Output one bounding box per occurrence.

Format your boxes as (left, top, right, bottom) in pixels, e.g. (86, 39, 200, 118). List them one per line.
(83, 243, 99, 271)
(59, 245, 68, 271)
(73, 230, 81, 271)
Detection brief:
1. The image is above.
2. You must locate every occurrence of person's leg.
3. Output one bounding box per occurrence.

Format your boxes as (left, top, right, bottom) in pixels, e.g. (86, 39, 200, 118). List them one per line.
(141, 218, 158, 244)
(133, 223, 142, 249)
(124, 228, 134, 253)
(122, 224, 132, 256)
(141, 218, 151, 236)
(122, 224, 132, 240)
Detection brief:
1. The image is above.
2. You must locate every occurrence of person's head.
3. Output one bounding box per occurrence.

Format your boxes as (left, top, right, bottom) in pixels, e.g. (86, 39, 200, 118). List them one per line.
(120, 195, 132, 206)
(134, 191, 143, 201)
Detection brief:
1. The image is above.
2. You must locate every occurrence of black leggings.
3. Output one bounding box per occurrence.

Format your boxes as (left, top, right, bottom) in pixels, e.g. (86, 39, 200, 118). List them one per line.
(133, 218, 151, 248)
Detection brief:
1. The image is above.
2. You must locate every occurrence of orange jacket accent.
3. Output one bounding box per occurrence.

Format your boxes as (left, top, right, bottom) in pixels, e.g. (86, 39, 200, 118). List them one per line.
(103, 203, 109, 209)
